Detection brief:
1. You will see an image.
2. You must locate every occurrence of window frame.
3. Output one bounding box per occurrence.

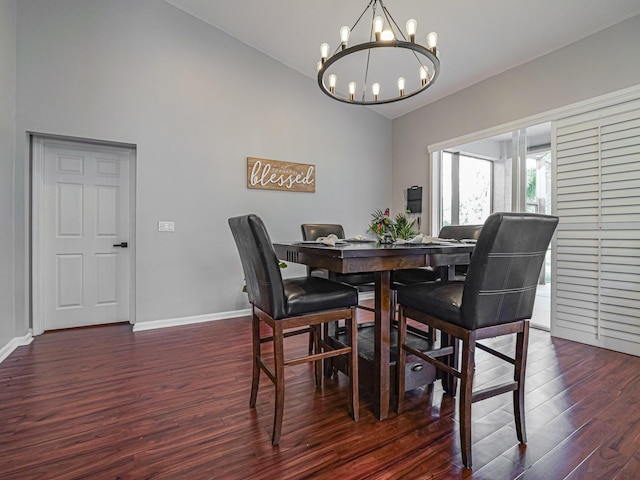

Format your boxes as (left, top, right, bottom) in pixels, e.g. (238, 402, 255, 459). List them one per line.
(439, 150, 494, 228)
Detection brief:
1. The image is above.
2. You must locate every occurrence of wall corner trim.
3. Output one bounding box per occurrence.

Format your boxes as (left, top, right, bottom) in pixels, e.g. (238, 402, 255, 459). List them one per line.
(0, 331, 34, 364)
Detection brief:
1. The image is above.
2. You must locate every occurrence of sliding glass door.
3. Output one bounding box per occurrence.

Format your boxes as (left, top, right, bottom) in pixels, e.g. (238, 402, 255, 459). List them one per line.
(441, 151, 493, 226)
(433, 122, 553, 330)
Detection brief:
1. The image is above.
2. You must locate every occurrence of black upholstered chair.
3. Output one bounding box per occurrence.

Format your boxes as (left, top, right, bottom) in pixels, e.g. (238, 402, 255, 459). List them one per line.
(390, 224, 482, 323)
(229, 214, 359, 445)
(395, 212, 558, 468)
(438, 224, 483, 241)
(301, 223, 375, 312)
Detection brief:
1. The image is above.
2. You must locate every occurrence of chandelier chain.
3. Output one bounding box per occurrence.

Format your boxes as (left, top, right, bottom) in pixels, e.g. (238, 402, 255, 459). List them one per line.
(380, 2, 407, 42)
(361, 3, 379, 102)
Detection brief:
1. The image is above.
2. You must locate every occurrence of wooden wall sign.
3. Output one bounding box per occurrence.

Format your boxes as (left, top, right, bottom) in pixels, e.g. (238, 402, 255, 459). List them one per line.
(247, 157, 315, 193)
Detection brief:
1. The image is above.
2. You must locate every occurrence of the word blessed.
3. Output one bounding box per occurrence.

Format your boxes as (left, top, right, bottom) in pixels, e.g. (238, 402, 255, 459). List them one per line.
(247, 157, 315, 193)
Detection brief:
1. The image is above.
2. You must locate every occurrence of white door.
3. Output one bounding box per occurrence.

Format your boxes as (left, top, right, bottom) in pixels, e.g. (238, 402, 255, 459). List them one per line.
(37, 138, 133, 331)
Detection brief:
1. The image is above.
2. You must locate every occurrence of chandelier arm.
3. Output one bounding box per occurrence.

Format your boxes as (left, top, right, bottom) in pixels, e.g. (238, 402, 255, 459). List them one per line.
(361, 0, 378, 100)
(331, 0, 375, 56)
(356, 0, 378, 102)
(381, 1, 425, 68)
(362, 45, 372, 102)
(352, 0, 375, 32)
(411, 51, 428, 69)
(369, 1, 378, 42)
(380, 2, 407, 41)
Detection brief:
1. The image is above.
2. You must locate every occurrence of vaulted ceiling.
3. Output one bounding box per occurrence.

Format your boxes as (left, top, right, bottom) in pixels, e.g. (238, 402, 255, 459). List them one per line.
(166, 0, 640, 119)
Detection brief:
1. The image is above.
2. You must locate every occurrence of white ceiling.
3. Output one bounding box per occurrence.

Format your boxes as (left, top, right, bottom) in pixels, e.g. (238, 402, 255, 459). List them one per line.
(165, 0, 640, 119)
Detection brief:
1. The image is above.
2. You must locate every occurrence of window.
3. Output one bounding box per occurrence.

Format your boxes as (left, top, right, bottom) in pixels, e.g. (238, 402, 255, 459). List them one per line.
(525, 150, 551, 215)
(441, 151, 492, 226)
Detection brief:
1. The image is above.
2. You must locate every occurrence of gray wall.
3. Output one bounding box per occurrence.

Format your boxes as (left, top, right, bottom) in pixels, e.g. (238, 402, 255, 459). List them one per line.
(392, 14, 640, 232)
(0, 0, 16, 348)
(12, 0, 391, 333)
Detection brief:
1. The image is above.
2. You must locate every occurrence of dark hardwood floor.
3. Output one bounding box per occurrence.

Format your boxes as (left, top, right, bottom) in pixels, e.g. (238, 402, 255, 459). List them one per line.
(2, 306, 640, 479)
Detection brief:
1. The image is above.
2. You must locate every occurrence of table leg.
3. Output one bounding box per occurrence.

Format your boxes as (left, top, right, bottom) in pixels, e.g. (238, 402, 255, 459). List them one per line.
(373, 270, 391, 420)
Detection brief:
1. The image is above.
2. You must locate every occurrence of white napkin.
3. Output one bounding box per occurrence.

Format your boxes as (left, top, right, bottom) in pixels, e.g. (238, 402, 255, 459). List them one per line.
(348, 234, 368, 241)
(394, 234, 424, 244)
(316, 233, 339, 246)
(394, 234, 450, 244)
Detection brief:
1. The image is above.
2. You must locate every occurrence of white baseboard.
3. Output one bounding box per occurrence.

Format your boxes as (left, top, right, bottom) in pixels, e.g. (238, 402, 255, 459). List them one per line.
(0, 330, 34, 364)
(131, 292, 374, 333)
(132, 308, 251, 332)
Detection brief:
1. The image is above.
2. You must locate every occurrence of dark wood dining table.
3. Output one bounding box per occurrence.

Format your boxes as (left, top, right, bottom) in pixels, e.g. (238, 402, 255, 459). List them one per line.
(273, 239, 474, 420)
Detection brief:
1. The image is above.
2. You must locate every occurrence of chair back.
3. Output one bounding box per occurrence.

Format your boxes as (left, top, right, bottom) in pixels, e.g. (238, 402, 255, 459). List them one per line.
(301, 224, 346, 278)
(301, 224, 346, 241)
(439, 224, 482, 241)
(229, 214, 286, 318)
(461, 212, 558, 329)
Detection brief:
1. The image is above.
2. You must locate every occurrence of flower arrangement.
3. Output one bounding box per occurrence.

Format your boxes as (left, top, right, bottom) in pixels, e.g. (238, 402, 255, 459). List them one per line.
(368, 208, 418, 243)
(368, 208, 396, 241)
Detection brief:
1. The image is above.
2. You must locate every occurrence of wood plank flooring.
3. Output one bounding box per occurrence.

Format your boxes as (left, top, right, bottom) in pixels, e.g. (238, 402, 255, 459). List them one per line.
(2, 307, 640, 479)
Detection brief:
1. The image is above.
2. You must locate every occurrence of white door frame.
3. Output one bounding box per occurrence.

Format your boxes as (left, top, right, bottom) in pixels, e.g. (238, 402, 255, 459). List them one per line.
(31, 134, 136, 335)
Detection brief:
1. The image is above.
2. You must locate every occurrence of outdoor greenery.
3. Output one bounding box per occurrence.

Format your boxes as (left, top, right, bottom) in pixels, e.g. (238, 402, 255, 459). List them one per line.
(526, 167, 536, 203)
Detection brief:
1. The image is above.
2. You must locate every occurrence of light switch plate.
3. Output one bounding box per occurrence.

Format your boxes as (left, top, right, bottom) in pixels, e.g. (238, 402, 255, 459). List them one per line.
(158, 221, 175, 232)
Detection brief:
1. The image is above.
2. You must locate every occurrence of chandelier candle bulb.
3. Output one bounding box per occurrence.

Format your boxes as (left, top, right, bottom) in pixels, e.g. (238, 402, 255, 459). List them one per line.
(348, 82, 356, 101)
(427, 31, 438, 52)
(420, 66, 429, 86)
(340, 26, 350, 49)
(381, 29, 394, 41)
(328, 74, 337, 94)
(373, 16, 384, 40)
(372, 82, 380, 101)
(406, 19, 417, 42)
(320, 43, 330, 63)
(398, 77, 406, 96)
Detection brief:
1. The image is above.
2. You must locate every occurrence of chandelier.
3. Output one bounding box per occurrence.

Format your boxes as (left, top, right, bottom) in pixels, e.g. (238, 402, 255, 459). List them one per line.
(317, 0, 440, 105)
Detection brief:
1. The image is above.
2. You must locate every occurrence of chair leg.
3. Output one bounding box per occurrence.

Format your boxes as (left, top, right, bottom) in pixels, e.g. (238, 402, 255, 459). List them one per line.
(271, 325, 285, 446)
(323, 322, 336, 378)
(390, 290, 397, 323)
(396, 307, 407, 414)
(348, 310, 359, 421)
(250, 311, 261, 408)
(459, 330, 476, 469)
(514, 321, 529, 444)
(441, 333, 459, 395)
(314, 325, 322, 388)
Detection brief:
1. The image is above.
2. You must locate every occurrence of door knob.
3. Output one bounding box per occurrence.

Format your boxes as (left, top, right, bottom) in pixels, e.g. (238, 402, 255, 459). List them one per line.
(113, 242, 128, 248)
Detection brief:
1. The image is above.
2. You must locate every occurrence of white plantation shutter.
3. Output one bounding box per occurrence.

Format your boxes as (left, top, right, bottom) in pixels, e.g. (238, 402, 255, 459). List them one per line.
(553, 98, 640, 356)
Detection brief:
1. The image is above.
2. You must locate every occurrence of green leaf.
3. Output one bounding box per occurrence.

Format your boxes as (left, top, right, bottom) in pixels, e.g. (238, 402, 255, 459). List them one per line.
(393, 212, 418, 240)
